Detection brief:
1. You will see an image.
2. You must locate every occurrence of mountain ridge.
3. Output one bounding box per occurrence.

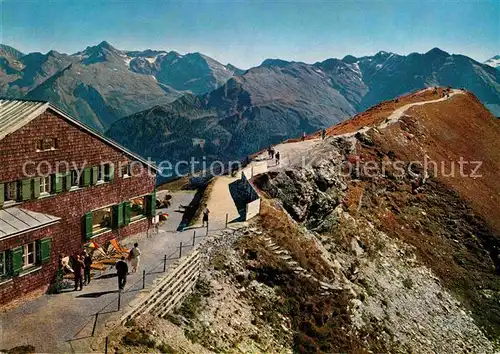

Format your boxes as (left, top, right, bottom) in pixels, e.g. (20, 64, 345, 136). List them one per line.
(0, 41, 243, 130)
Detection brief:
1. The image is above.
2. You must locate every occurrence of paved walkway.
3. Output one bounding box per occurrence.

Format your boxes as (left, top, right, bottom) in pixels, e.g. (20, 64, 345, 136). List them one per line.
(0, 191, 231, 353)
(202, 176, 241, 226)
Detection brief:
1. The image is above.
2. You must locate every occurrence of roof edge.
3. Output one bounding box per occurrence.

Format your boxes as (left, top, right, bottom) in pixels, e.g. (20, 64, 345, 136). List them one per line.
(47, 104, 160, 173)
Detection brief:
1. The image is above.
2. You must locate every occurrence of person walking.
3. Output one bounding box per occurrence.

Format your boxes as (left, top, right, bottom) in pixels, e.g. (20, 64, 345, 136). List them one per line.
(301, 132, 306, 141)
(72, 254, 84, 291)
(116, 256, 128, 291)
(275, 151, 281, 165)
(129, 243, 141, 273)
(321, 129, 326, 140)
(83, 252, 92, 285)
(202, 204, 210, 228)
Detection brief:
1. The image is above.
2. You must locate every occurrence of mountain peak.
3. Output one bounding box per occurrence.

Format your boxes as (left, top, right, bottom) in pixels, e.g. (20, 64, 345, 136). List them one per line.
(260, 58, 291, 67)
(375, 50, 393, 57)
(425, 47, 450, 57)
(342, 55, 358, 64)
(97, 40, 114, 50)
(484, 55, 500, 68)
(0, 44, 25, 59)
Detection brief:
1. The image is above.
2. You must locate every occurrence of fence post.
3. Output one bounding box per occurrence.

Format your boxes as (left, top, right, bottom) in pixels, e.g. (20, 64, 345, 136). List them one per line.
(192, 230, 196, 246)
(225, 213, 228, 228)
(104, 336, 108, 354)
(142, 270, 146, 289)
(91, 312, 98, 336)
(163, 254, 167, 272)
(117, 290, 121, 311)
(179, 242, 183, 258)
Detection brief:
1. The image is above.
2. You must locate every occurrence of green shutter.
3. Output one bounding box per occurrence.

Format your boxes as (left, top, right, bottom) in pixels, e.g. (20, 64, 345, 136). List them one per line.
(52, 174, 63, 193)
(112, 204, 124, 228)
(123, 202, 131, 225)
(84, 212, 93, 240)
(12, 246, 23, 276)
(105, 164, 115, 182)
(40, 238, 51, 263)
(21, 179, 32, 201)
(91, 166, 98, 185)
(0, 183, 4, 207)
(65, 172, 72, 191)
(33, 178, 40, 198)
(146, 192, 156, 217)
(83, 168, 91, 187)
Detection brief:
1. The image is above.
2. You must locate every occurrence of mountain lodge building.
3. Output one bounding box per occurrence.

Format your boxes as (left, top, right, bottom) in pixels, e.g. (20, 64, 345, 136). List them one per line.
(0, 98, 157, 305)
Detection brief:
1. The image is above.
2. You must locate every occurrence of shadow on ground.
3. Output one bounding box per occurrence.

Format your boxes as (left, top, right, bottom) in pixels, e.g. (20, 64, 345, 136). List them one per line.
(229, 180, 248, 223)
(76, 290, 119, 298)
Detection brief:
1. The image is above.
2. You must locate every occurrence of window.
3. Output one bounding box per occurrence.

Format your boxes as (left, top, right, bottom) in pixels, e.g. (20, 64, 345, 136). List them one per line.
(22, 242, 36, 269)
(0, 251, 6, 278)
(71, 170, 81, 188)
(36, 138, 58, 151)
(97, 165, 106, 182)
(121, 163, 131, 178)
(130, 196, 146, 219)
(91, 207, 112, 234)
(5, 181, 18, 202)
(40, 175, 52, 195)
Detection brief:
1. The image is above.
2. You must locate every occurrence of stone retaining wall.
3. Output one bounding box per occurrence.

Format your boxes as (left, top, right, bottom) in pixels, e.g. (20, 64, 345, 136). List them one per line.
(120, 226, 246, 323)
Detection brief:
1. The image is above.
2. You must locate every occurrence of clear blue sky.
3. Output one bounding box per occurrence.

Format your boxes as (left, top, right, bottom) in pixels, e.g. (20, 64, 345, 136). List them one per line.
(1, 0, 499, 68)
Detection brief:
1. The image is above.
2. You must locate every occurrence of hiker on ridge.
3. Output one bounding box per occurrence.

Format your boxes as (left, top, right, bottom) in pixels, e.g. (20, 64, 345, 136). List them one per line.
(275, 151, 281, 165)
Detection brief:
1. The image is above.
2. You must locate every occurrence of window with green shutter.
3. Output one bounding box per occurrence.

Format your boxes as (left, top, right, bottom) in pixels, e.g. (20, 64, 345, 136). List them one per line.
(84, 212, 93, 240)
(40, 238, 51, 263)
(112, 204, 124, 228)
(82, 167, 91, 187)
(91, 166, 98, 185)
(52, 174, 63, 193)
(104, 163, 114, 182)
(123, 202, 131, 225)
(145, 192, 156, 217)
(20, 179, 32, 201)
(0, 183, 4, 207)
(33, 177, 41, 198)
(11, 246, 23, 276)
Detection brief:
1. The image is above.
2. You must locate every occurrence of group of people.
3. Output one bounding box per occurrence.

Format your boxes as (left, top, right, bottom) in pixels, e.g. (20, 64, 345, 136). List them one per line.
(115, 242, 141, 290)
(71, 242, 142, 292)
(267, 146, 281, 165)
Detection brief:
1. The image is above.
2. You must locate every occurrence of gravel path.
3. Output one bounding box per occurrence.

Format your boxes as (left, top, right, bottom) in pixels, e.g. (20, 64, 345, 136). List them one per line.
(0, 191, 228, 353)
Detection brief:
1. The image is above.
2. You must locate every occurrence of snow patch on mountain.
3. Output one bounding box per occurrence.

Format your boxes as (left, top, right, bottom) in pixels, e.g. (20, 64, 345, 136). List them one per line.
(484, 55, 500, 68)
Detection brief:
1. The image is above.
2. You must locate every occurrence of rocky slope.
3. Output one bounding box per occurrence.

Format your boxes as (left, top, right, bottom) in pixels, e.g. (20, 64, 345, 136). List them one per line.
(101, 89, 500, 353)
(106, 62, 357, 170)
(108, 49, 500, 169)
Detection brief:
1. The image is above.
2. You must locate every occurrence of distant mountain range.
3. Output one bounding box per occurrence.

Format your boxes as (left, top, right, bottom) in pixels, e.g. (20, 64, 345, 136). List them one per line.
(106, 47, 500, 174)
(1, 42, 499, 172)
(0, 41, 241, 130)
